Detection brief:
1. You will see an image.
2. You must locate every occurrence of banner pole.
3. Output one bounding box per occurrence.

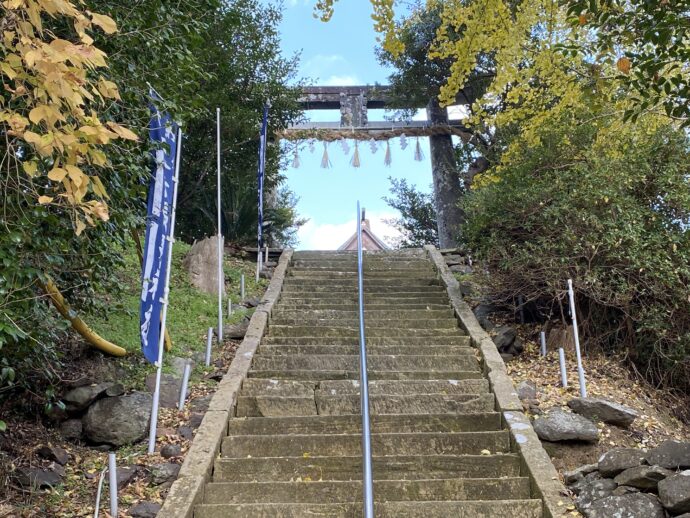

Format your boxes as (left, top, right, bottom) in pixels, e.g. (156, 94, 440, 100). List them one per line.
(147, 127, 183, 454)
(217, 108, 223, 343)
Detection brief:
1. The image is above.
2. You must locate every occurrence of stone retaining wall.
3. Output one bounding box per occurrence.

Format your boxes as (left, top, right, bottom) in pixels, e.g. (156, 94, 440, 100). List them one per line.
(158, 249, 294, 518)
(424, 245, 571, 518)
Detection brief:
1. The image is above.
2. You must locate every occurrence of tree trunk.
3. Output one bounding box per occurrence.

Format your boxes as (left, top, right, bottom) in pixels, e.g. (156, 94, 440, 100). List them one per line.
(426, 98, 464, 248)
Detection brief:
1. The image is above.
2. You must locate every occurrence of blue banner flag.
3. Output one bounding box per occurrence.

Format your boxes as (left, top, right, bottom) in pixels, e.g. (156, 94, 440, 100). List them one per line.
(140, 101, 179, 364)
(257, 104, 269, 250)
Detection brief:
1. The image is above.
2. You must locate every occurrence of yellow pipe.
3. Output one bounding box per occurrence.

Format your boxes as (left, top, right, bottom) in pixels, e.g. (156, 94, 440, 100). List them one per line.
(43, 277, 127, 357)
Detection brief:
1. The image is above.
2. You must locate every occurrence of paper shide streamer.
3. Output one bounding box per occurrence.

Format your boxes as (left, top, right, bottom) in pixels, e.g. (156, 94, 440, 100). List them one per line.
(369, 138, 378, 154)
(308, 138, 316, 154)
(321, 142, 332, 169)
(292, 144, 300, 168)
(351, 140, 361, 168)
(400, 133, 408, 150)
(414, 137, 424, 161)
(339, 138, 350, 155)
(384, 140, 392, 167)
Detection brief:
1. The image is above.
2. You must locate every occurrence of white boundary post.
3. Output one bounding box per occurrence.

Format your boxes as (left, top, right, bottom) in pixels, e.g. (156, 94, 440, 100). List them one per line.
(108, 453, 117, 516)
(147, 128, 183, 454)
(240, 274, 245, 301)
(216, 108, 224, 343)
(558, 348, 568, 387)
(540, 331, 547, 357)
(178, 361, 192, 410)
(567, 279, 587, 397)
(227, 299, 232, 317)
(205, 327, 213, 367)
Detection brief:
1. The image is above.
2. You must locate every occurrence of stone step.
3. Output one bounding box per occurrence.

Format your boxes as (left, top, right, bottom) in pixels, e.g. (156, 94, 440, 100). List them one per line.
(318, 379, 489, 395)
(271, 309, 455, 319)
(212, 453, 523, 482)
(269, 318, 458, 329)
(196, 500, 542, 517)
(203, 478, 532, 504)
(284, 276, 439, 284)
(258, 344, 473, 356)
(267, 326, 463, 338)
(220, 431, 510, 458)
(315, 393, 496, 416)
(249, 355, 479, 373)
(226, 413, 504, 436)
(288, 270, 435, 278)
(261, 336, 471, 346)
(278, 303, 451, 312)
(280, 291, 447, 299)
(248, 370, 484, 381)
(236, 393, 495, 418)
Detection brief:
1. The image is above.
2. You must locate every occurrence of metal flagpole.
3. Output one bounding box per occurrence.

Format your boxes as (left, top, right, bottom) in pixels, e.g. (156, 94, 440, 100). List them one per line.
(147, 127, 183, 454)
(256, 103, 269, 283)
(217, 108, 223, 342)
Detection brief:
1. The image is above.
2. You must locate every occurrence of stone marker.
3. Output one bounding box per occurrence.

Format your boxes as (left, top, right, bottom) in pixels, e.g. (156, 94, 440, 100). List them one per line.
(568, 397, 638, 428)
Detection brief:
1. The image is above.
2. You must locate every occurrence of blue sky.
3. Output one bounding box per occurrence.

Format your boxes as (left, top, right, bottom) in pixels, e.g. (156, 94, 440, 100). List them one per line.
(276, 1, 434, 249)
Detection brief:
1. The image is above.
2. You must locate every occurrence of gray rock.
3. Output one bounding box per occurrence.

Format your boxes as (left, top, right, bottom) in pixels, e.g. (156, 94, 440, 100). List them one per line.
(145, 373, 180, 409)
(190, 394, 212, 414)
(458, 281, 474, 297)
(160, 443, 181, 459)
(675, 514, 690, 518)
(59, 419, 82, 441)
(444, 254, 465, 266)
(598, 448, 648, 477)
(571, 472, 603, 496)
(492, 325, 517, 351)
(224, 320, 249, 339)
(564, 464, 599, 485)
(150, 463, 180, 485)
(648, 440, 690, 469)
(63, 382, 117, 412)
(14, 466, 63, 488)
(583, 493, 665, 518)
(659, 470, 690, 514)
(614, 465, 673, 489)
(129, 501, 162, 518)
(83, 392, 152, 446)
(509, 338, 525, 355)
(177, 426, 193, 440)
(104, 383, 124, 397)
(575, 478, 617, 510)
(449, 264, 472, 274)
(516, 380, 537, 401)
(473, 304, 496, 331)
(189, 412, 204, 429)
(568, 397, 638, 428)
(500, 353, 515, 363)
(532, 408, 599, 442)
(611, 486, 640, 496)
(242, 297, 261, 308)
(116, 465, 138, 489)
(36, 445, 69, 465)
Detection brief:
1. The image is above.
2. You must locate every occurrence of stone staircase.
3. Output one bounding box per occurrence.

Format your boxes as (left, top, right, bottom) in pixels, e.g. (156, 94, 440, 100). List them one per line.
(194, 250, 544, 517)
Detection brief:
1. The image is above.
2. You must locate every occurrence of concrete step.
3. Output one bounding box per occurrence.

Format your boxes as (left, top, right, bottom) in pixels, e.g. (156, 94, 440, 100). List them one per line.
(196, 500, 542, 517)
(236, 393, 494, 418)
(226, 413, 504, 436)
(277, 303, 451, 312)
(220, 431, 510, 458)
(212, 453, 523, 482)
(269, 318, 458, 329)
(271, 309, 454, 319)
(280, 291, 447, 299)
(203, 478, 531, 504)
(288, 270, 435, 278)
(261, 336, 471, 346)
(249, 355, 479, 373)
(315, 393, 496, 416)
(258, 344, 473, 356)
(248, 369, 484, 381)
(317, 379, 489, 395)
(267, 326, 463, 338)
(283, 276, 438, 291)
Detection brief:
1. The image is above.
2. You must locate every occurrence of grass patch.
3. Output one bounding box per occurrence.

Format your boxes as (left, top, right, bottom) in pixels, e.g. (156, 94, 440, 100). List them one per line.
(89, 241, 267, 364)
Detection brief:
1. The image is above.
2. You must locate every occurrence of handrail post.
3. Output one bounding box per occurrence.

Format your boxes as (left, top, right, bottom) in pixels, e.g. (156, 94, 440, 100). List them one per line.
(357, 201, 375, 518)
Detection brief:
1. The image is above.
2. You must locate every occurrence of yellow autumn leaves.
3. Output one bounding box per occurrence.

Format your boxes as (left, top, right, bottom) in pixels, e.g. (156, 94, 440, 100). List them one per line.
(1, 0, 138, 234)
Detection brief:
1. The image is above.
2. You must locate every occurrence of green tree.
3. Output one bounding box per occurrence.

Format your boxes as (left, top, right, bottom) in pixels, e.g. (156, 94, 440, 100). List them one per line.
(383, 178, 438, 248)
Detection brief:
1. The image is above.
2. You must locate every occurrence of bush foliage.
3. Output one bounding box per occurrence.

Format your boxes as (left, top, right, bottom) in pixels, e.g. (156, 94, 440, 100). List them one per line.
(462, 111, 690, 390)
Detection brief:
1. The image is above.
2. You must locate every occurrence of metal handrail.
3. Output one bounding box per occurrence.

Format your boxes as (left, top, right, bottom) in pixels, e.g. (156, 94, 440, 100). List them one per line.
(356, 201, 375, 517)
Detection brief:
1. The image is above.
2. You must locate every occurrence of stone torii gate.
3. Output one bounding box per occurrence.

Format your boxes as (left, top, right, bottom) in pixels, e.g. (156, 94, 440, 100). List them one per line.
(284, 85, 472, 248)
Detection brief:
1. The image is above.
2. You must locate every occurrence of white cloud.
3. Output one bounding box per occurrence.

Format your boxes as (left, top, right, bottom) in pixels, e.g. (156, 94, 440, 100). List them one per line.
(322, 75, 360, 86)
(297, 211, 402, 250)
